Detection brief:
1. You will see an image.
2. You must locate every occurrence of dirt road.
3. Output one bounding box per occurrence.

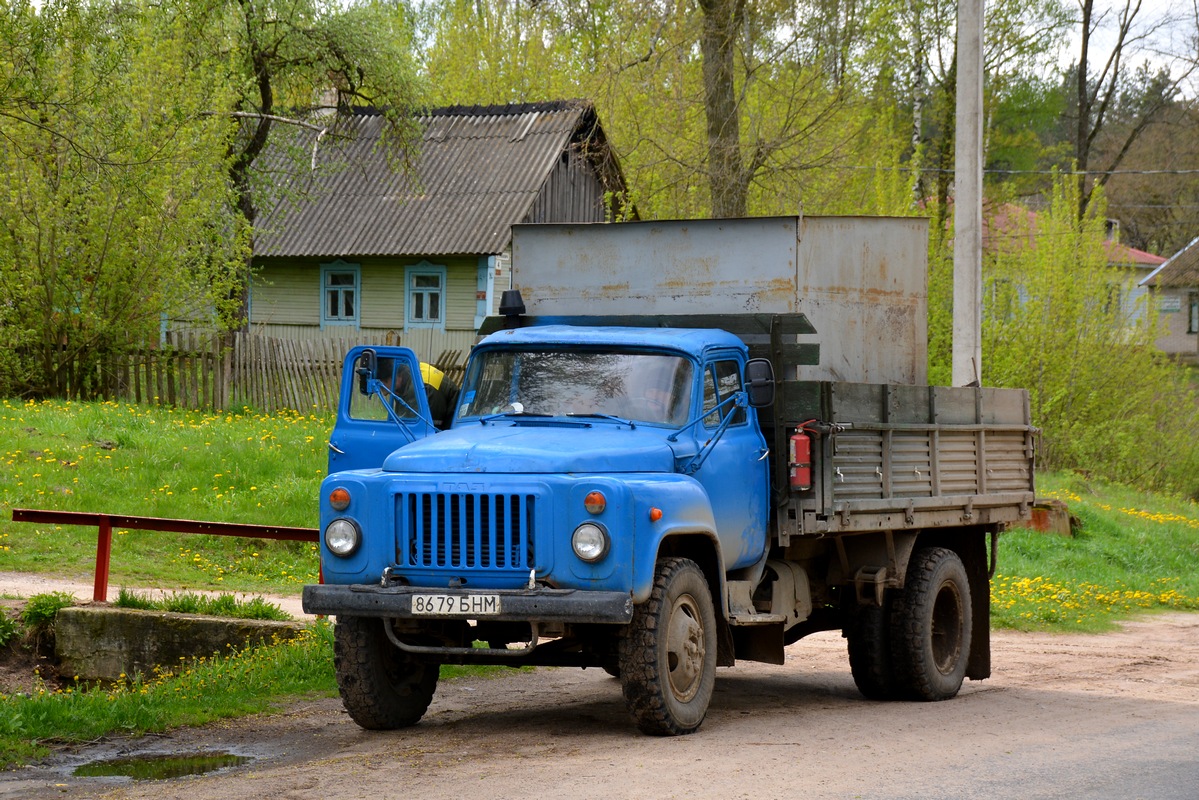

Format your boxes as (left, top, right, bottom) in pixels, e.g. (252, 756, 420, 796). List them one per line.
(3, 612, 1198, 799)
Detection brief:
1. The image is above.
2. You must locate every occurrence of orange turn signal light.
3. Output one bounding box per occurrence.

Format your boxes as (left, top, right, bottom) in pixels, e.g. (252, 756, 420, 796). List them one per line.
(329, 487, 351, 511)
(584, 491, 606, 514)
(649, 507, 663, 522)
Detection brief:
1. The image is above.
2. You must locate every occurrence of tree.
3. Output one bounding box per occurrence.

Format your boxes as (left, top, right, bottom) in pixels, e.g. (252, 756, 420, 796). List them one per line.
(0, 0, 244, 397)
(1067, 0, 1195, 219)
(171, 0, 425, 322)
(0, 0, 425, 397)
(1101, 95, 1199, 255)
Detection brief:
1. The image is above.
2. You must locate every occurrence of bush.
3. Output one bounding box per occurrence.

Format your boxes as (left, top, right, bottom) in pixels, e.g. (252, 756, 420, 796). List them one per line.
(20, 592, 75, 632)
(0, 612, 19, 648)
(968, 177, 1199, 498)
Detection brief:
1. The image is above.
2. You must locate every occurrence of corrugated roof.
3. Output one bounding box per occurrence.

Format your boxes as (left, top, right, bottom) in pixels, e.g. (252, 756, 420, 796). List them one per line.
(983, 202, 1166, 269)
(1141, 236, 1199, 287)
(254, 101, 619, 258)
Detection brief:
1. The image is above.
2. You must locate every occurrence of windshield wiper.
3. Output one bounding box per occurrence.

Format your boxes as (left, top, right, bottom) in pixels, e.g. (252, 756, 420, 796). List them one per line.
(479, 411, 552, 424)
(565, 413, 637, 428)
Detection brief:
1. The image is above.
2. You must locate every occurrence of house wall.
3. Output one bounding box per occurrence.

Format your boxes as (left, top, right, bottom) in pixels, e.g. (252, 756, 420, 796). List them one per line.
(1154, 287, 1199, 363)
(249, 256, 483, 363)
(524, 148, 609, 224)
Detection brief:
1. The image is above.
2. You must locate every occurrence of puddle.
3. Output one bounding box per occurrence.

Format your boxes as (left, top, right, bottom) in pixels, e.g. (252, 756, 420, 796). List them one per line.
(72, 751, 251, 780)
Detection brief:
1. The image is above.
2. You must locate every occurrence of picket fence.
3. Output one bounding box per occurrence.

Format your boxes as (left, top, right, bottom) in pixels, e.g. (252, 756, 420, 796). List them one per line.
(100, 332, 467, 414)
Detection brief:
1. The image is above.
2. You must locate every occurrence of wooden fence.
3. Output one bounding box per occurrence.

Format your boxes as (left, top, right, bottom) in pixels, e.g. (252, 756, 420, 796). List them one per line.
(98, 332, 468, 414)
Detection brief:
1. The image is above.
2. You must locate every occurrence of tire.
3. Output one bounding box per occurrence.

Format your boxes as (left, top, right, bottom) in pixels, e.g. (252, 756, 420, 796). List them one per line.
(891, 547, 972, 701)
(846, 597, 899, 700)
(333, 615, 439, 730)
(618, 557, 717, 736)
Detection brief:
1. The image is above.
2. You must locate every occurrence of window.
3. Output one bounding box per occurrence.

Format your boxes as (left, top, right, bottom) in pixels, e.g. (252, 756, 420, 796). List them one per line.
(1189, 292, 1199, 335)
(457, 349, 692, 425)
(405, 262, 445, 327)
(321, 261, 359, 326)
(702, 360, 746, 427)
(347, 354, 421, 421)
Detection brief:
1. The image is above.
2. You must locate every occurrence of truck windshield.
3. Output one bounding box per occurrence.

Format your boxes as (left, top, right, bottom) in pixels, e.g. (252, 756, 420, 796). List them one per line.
(459, 349, 694, 426)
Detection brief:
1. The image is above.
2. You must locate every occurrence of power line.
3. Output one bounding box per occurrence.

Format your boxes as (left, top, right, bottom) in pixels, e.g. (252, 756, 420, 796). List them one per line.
(842, 165, 1199, 176)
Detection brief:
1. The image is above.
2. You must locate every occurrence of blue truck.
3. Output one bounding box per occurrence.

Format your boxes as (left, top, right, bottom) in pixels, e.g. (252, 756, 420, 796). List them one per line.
(303, 217, 1037, 735)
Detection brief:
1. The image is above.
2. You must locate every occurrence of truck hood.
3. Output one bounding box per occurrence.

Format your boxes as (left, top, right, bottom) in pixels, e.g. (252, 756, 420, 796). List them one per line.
(380, 421, 681, 474)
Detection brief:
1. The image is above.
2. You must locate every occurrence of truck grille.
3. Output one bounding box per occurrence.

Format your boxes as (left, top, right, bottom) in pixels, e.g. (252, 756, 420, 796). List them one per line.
(396, 492, 535, 570)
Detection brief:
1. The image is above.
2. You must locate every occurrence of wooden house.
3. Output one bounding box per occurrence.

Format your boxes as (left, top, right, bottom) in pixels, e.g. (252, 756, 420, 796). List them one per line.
(249, 100, 629, 362)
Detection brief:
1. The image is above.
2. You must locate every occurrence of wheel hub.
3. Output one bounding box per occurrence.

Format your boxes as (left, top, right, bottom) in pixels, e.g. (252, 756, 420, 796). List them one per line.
(665, 593, 705, 701)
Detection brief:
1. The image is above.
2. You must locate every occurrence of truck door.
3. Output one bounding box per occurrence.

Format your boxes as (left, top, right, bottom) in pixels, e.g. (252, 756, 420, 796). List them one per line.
(327, 345, 437, 473)
(690, 355, 771, 570)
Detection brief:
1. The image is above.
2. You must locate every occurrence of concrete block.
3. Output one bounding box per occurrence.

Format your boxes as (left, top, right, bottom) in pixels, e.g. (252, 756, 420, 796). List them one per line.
(55, 606, 305, 683)
(1029, 498, 1076, 537)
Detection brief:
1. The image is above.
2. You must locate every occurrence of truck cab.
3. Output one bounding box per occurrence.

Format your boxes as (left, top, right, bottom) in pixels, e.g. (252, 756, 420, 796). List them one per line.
(306, 323, 776, 734)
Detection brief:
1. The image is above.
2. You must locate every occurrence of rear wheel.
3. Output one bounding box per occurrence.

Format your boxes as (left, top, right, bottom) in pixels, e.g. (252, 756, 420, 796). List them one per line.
(891, 547, 972, 701)
(619, 557, 717, 735)
(333, 615, 439, 729)
(846, 597, 899, 700)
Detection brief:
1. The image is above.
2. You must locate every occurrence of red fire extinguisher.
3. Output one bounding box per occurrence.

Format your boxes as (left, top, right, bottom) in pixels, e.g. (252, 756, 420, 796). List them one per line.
(789, 423, 814, 491)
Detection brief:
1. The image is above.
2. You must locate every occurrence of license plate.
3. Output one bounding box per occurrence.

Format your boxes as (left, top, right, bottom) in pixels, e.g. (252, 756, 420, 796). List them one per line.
(411, 594, 501, 616)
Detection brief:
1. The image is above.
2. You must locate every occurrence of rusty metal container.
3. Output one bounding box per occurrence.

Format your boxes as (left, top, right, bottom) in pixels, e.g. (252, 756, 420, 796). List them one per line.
(510, 215, 929, 385)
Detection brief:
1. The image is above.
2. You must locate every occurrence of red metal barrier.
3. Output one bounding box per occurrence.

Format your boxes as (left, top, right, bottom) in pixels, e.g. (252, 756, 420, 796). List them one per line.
(11, 508, 320, 602)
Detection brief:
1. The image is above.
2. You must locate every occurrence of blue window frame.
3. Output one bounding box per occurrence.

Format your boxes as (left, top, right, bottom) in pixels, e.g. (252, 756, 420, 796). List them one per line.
(321, 260, 360, 327)
(405, 261, 446, 329)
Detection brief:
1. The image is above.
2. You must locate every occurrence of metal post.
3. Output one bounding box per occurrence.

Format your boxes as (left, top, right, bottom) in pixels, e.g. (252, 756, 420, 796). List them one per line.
(94, 517, 112, 602)
(952, 0, 985, 387)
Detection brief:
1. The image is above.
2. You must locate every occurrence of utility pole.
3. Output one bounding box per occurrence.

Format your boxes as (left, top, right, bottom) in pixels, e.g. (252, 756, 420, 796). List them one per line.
(952, 0, 984, 387)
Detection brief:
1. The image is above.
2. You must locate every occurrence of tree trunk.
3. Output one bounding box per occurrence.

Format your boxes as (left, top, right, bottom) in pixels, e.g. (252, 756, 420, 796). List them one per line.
(699, 0, 746, 218)
(1076, 0, 1093, 220)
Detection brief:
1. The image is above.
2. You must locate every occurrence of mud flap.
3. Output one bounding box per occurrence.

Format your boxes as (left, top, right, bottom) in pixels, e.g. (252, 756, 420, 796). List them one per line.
(961, 530, 991, 680)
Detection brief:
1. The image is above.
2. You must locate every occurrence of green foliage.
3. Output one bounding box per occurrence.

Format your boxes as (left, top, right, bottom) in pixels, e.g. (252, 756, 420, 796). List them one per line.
(0, 0, 249, 398)
(114, 589, 289, 621)
(0, 0, 426, 399)
(0, 612, 18, 648)
(985, 76, 1073, 194)
(979, 175, 1199, 497)
(18, 592, 74, 632)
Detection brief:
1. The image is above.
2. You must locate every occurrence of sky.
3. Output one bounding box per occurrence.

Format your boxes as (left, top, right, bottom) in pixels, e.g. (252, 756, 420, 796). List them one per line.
(1067, 0, 1198, 95)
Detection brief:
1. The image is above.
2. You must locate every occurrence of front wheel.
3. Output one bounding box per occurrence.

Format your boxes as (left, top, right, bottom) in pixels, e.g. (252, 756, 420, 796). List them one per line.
(333, 615, 440, 729)
(891, 547, 972, 701)
(618, 557, 717, 735)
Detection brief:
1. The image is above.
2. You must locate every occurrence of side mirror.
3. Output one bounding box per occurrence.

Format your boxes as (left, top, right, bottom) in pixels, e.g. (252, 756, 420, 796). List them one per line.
(356, 348, 377, 396)
(745, 358, 775, 408)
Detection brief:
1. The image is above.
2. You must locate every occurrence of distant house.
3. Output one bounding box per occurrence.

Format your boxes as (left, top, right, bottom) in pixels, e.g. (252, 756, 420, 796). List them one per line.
(1140, 237, 1199, 365)
(983, 203, 1166, 326)
(249, 100, 629, 362)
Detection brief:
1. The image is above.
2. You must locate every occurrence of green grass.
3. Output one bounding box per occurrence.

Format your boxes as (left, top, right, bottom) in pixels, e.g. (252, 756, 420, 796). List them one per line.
(113, 589, 291, 620)
(0, 623, 515, 768)
(0, 623, 338, 767)
(1, 398, 329, 593)
(993, 471, 1199, 631)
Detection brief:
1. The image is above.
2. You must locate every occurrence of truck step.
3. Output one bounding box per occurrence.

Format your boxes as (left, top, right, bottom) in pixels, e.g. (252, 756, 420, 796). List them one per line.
(727, 613, 787, 626)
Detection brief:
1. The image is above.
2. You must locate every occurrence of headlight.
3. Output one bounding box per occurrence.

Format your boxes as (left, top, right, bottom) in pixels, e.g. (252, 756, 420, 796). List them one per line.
(571, 522, 609, 563)
(325, 518, 361, 557)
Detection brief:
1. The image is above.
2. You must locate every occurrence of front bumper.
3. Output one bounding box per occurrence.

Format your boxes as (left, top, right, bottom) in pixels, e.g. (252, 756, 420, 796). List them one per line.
(303, 583, 634, 624)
